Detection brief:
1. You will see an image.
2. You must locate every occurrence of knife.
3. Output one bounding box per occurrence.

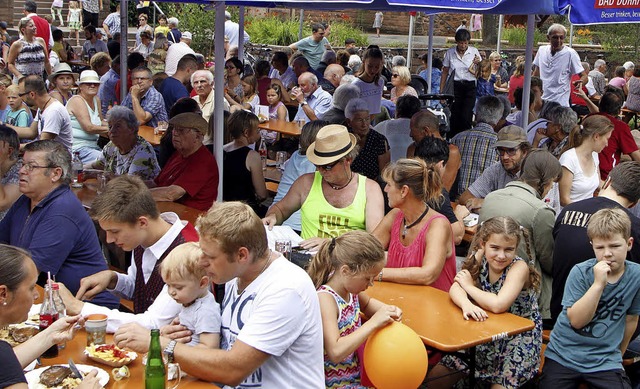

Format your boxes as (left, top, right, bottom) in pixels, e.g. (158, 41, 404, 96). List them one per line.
(68, 359, 84, 381)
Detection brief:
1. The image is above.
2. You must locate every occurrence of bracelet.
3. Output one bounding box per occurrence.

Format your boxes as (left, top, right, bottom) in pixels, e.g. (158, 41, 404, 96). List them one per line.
(378, 270, 383, 282)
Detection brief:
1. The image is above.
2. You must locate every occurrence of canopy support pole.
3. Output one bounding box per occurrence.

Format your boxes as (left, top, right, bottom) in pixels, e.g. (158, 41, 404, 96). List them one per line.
(521, 15, 535, 129)
(569, 23, 574, 47)
(497, 15, 504, 53)
(119, 0, 128, 104)
(214, 1, 226, 201)
(407, 13, 415, 69)
(426, 14, 434, 94)
(298, 10, 304, 40)
(238, 6, 245, 59)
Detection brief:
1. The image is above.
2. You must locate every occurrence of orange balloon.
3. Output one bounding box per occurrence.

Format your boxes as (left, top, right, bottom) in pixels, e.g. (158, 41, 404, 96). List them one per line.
(363, 321, 428, 389)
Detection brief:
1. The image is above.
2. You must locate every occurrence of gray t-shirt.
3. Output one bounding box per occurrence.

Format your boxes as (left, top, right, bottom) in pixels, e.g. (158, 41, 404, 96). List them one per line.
(36, 101, 73, 154)
(546, 258, 640, 373)
(467, 161, 518, 198)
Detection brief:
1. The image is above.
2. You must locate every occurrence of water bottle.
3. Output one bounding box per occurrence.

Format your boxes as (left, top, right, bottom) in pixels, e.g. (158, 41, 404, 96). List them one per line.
(71, 152, 83, 188)
(51, 283, 66, 350)
(258, 138, 267, 171)
(145, 329, 166, 389)
(39, 285, 59, 358)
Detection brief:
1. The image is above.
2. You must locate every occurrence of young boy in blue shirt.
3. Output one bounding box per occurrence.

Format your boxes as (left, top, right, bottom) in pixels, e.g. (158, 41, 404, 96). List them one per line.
(541, 208, 640, 388)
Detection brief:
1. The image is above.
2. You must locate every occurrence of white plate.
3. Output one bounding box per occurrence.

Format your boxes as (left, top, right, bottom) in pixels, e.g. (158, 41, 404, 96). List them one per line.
(25, 364, 109, 388)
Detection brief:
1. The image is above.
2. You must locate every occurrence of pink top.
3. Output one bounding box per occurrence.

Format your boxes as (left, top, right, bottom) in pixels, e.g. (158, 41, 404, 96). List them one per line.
(387, 211, 456, 292)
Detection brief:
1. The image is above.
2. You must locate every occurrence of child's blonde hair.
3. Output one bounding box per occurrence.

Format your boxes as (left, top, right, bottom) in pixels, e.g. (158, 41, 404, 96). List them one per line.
(307, 231, 385, 289)
(69, 0, 79, 8)
(587, 208, 631, 242)
(6, 84, 20, 97)
(464, 216, 540, 291)
(160, 242, 207, 282)
(242, 74, 257, 98)
(478, 59, 492, 80)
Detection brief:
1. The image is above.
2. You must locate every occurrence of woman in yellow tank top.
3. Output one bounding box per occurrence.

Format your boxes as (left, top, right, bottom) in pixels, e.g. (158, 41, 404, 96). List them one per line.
(263, 124, 385, 251)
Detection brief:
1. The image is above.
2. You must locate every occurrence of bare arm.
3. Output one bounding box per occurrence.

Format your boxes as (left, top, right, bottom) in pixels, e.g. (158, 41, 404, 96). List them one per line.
(440, 66, 449, 92)
(558, 167, 574, 207)
(380, 217, 452, 285)
(7, 41, 22, 79)
(621, 315, 638, 354)
(629, 150, 640, 162)
(451, 204, 470, 245)
(443, 146, 461, 192)
(449, 282, 488, 321)
(377, 150, 390, 177)
(457, 261, 529, 313)
(246, 150, 267, 201)
(276, 104, 288, 121)
(364, 178, 384, 233)
(130, 87, 152, 124)
(7, 120, 38, 140)
(67, 96, 109, 135)
(371, 209, 398, 250)
(150, 185, 187, 202)
(194, 333, 220, 350)
(0, 181, 20, 213)
(262, 173, 312, 227)
(566, 261, 608, 329)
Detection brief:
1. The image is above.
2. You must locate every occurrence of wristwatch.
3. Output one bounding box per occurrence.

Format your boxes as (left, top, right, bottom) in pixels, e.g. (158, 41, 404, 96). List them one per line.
(301, 100, 308, 106)
(163, 339, 177, 363)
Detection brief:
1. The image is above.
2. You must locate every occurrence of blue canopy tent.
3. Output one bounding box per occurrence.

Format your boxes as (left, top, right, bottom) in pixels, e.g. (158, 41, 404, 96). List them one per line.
(559, 0, 640, 25)
(118, 0, 562, 199)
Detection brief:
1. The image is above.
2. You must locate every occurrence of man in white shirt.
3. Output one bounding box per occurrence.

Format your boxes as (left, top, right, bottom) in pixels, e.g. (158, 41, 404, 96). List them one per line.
(533, 23, 588, 107)
(59, 175, 199, 332)
(292, 72, 332, 123)
(10, 75, 72, 153)
(114, 202, 325, 389)
(224, 10, 250, 47)
(165, 32, 195, 77)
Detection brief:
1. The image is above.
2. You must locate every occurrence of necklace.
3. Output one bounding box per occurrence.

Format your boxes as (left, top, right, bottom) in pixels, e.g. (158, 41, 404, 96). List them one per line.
(42, 97, 53, 112)
(402, 204, 430, 239)
(327, 172, 353, 190)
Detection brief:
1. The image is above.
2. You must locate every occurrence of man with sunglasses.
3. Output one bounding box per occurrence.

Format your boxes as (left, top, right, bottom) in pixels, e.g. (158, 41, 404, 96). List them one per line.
(263, 124, 384, 250)
(8, 75, 72, 153)
(533, 23, 588, 107)
(458, 125, 531, 212)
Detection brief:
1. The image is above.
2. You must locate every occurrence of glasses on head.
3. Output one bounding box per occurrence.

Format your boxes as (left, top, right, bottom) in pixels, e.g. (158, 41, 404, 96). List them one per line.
(22, 162, 54, 172)
(317, 159, 342, 171)
(391, 74, 400, 78)
(496, 147, 518, 157)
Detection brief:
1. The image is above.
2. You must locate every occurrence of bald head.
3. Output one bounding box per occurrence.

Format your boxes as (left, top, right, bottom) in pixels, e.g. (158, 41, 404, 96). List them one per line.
(324, 64, 345, 88)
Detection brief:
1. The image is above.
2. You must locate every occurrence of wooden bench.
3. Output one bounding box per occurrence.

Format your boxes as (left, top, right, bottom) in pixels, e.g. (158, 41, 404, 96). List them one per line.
(622, 108, 640, 129)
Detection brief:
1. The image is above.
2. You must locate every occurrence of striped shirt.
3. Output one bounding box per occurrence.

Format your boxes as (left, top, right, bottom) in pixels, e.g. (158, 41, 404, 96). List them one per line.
(451, 122, 498, 197)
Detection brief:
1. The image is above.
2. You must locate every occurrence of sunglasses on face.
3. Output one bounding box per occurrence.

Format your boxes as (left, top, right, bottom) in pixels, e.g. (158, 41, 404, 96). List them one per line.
(392, 74, 400, 78)
(317, 159, 342, 171)
(496, 147, 518, 157)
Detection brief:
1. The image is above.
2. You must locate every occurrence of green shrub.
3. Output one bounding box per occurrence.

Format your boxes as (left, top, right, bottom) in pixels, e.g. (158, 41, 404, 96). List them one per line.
(245, 16, 300, 46)
(156, 3, 216, 55)
(502, 27, 545, 47)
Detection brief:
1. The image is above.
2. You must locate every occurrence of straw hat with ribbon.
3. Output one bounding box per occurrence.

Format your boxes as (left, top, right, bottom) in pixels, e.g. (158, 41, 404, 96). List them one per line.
(48, 62, 78, 84)
(307, 124, 357, 166)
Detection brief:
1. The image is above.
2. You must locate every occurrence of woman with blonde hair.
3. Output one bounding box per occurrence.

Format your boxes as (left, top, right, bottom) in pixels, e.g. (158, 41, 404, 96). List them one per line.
(488, 51, 507, 90)
(7, 17, 51, 82)
(558, 115, 613, 206)
(372, 158, 456, 291)
(389, 65, 418, 103)
(508, 55, 526, 105)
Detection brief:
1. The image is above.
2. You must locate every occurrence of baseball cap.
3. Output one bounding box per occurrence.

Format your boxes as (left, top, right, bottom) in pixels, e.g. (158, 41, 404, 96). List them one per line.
(496, 125, 528, 148)
(623, 61, 635, 70)
(182, 31, 192, 40)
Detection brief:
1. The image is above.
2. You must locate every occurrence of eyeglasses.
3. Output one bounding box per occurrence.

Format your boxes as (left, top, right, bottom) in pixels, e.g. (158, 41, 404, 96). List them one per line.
(496, 147, 518, 157)
(317, 159, 342, 171)
(132, 76, 150, 81)
(172, 126, 195, 135)
(18, 90, 31, 97)
(22, 162, 54, 172)
(391, 74, 400, 78)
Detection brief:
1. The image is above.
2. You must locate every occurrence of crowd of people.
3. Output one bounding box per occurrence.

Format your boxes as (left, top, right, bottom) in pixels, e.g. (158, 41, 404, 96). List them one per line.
(1, 3, 640, 388)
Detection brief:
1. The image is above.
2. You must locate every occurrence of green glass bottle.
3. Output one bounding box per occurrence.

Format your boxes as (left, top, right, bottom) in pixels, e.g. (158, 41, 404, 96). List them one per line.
(145, 329, 166, 389)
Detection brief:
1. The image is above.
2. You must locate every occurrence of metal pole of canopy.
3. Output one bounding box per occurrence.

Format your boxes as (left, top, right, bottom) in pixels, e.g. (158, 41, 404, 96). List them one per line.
(407, 13, 415, 69)
(238, 6, 245, 60)
(521, 15, 535, 129)
(497, 15, 504, 53)
(569, 23, 574, 47)
(426, 15, 434, 93)
(214, 1, 226, 201)
(298, 10, 304, 40)
(119, 0, 128, 104)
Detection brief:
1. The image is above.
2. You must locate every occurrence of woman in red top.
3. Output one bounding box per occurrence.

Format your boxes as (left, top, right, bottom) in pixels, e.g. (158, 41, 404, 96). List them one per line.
(372, 158, 456, 292)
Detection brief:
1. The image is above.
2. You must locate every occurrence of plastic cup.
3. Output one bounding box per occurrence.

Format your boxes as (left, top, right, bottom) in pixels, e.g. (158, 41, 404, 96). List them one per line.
(275, 239, 292, 260)
(85, 314, 108, 346)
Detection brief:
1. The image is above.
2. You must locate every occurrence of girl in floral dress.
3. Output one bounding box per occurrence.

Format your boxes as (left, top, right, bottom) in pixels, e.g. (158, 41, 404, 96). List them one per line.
(67, 1, 82, 46)
(307, 231, 402, 389)
(429, 216, 542, 389)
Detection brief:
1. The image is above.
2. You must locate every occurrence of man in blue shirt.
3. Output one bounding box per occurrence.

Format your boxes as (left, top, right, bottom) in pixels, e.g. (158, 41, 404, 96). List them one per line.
(0, 140, 119, 308)
(292, 72, 332, 124)
(158, 55, 197, 113)
(122, 66, 167, 128)
(98, 55, 120, 116)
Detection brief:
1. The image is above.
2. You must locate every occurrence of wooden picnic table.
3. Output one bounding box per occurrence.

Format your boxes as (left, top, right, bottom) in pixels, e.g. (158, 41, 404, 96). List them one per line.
(366, 282, 534, 385)
(32, 286, 219, 388)
(258, 119, 302, 137)
(138, 125, 162, 147)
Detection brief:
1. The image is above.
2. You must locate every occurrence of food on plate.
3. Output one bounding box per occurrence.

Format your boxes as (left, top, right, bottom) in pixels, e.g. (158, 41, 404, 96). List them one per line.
(39, 365, 78, 388)
(0, 325, 39, 346)
(85, 344, 137, 367)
